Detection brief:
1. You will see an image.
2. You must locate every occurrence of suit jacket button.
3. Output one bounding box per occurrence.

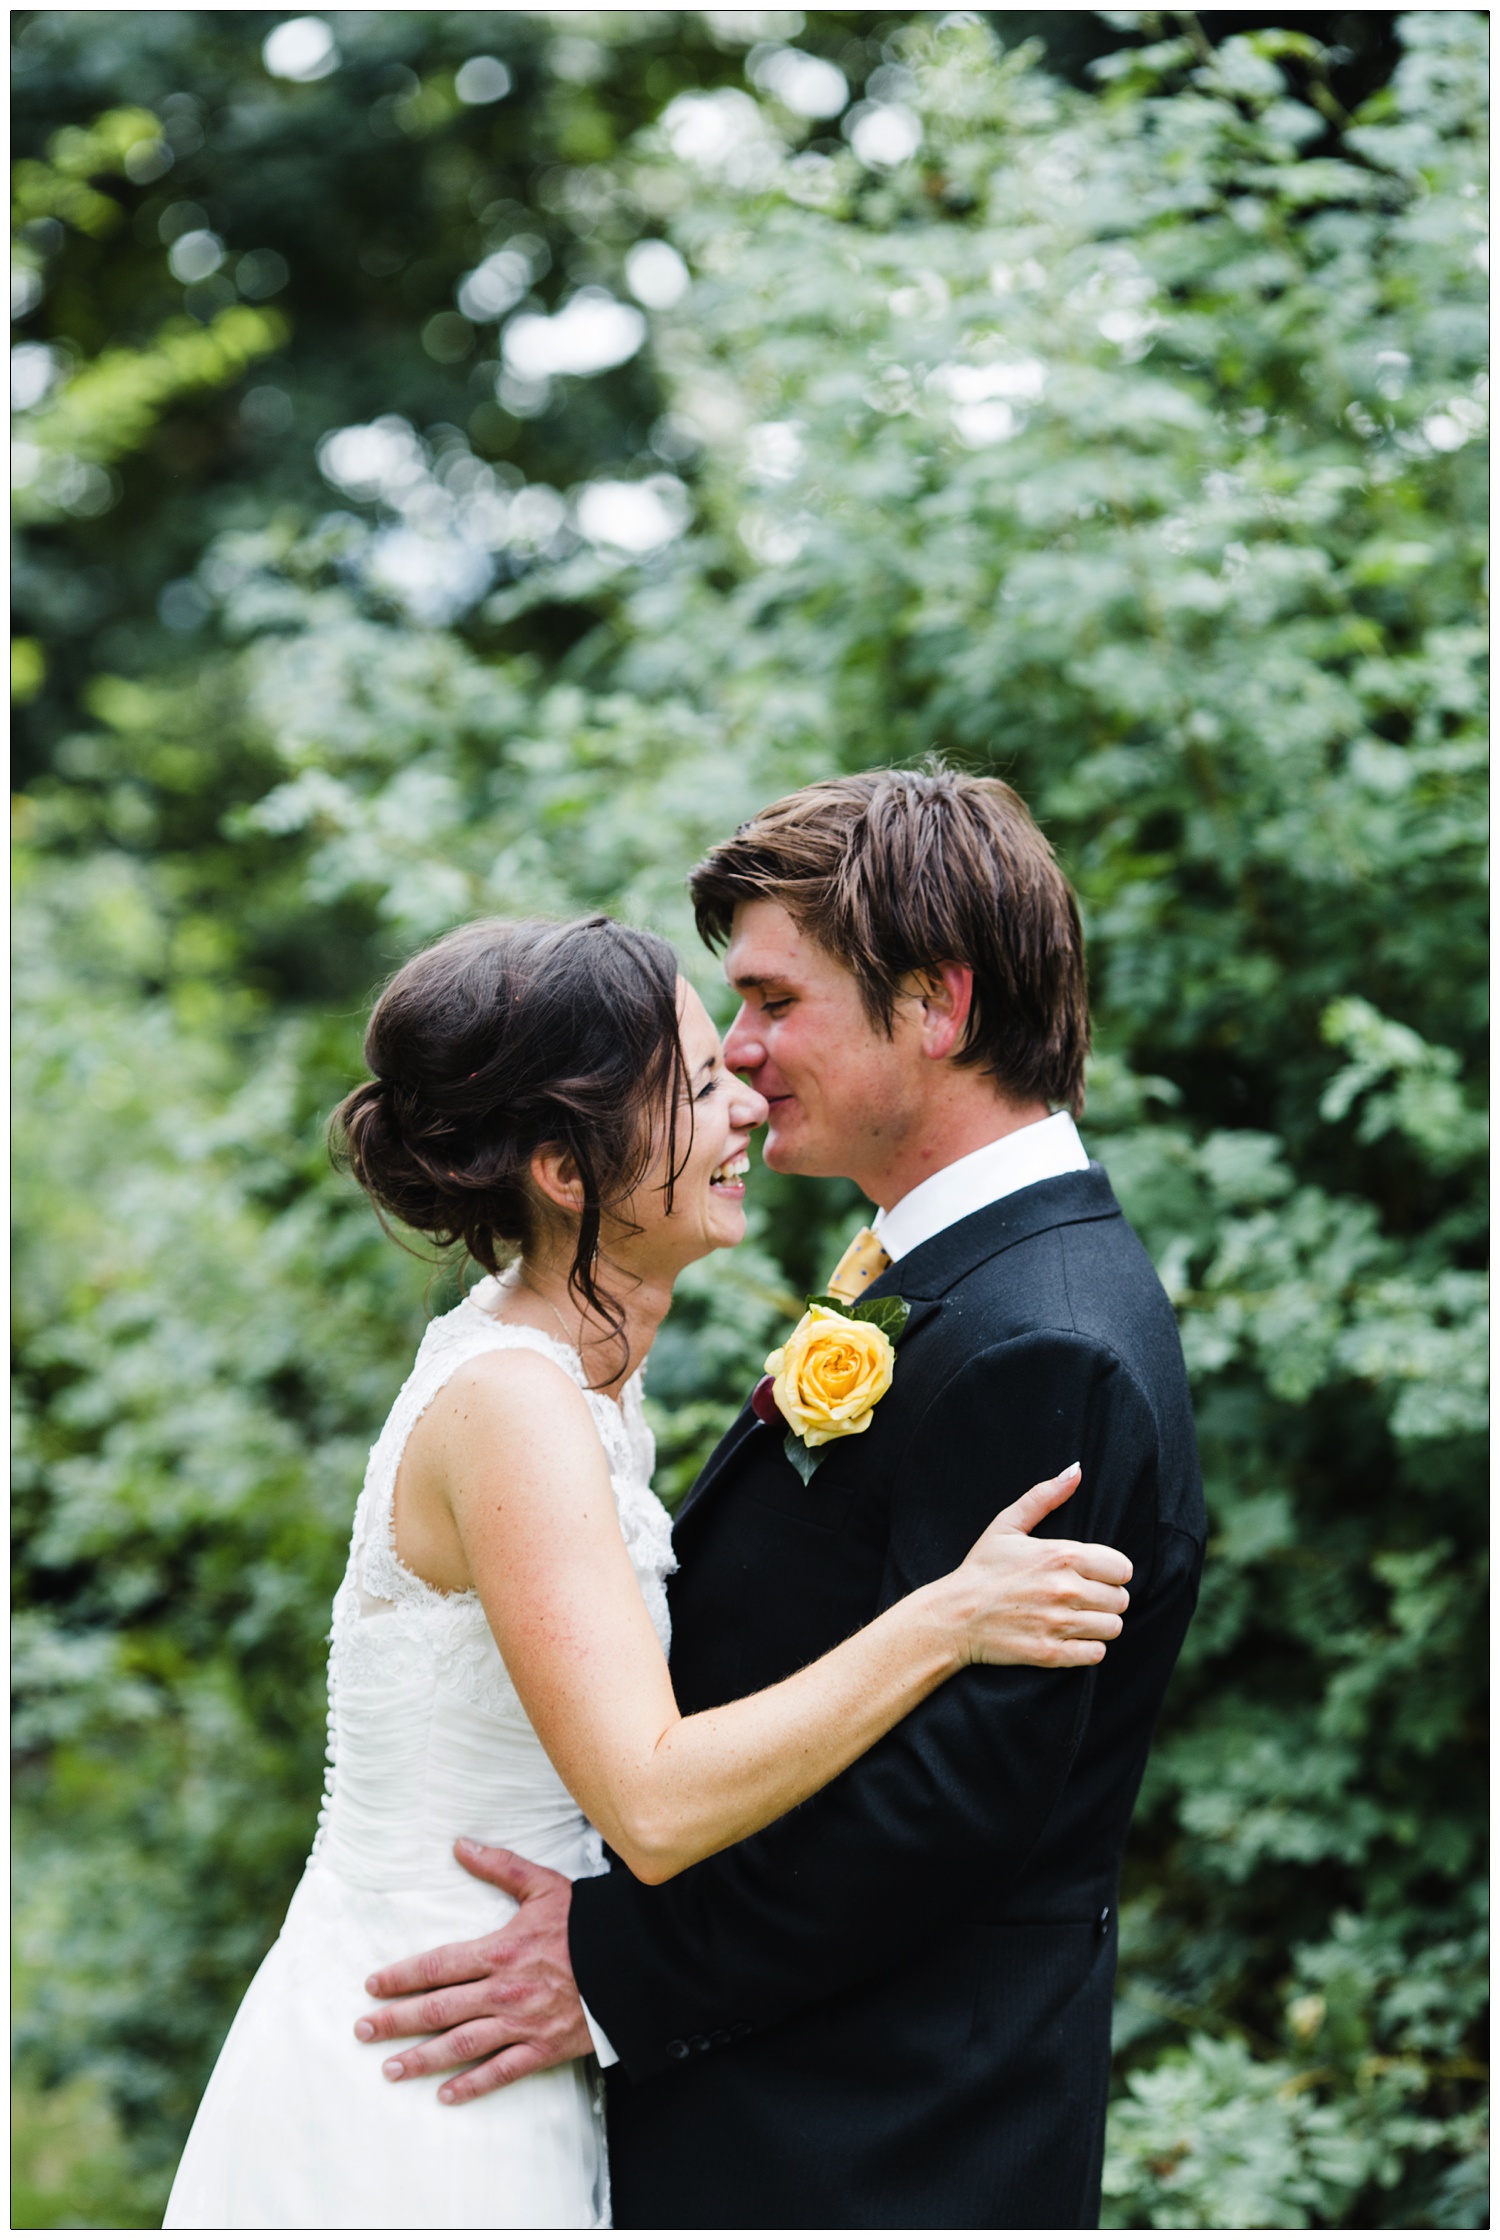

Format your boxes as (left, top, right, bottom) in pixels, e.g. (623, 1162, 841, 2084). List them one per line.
(666, 2039, 689, 2061)
(689, 2034, 712, 2056)
(1098, 1906, 1111, 1936)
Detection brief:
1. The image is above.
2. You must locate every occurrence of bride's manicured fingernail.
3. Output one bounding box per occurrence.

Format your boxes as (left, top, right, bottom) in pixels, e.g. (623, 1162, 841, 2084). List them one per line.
(383, 2057, 405, 2080)
(355, 2021, 374, 2042)
(364, 1976, 380, 1994)
(439, 2086, 456, 2105)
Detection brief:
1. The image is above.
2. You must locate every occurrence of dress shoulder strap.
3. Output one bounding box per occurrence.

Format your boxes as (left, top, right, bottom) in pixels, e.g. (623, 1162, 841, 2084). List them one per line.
(353, 1291, 592, 1611)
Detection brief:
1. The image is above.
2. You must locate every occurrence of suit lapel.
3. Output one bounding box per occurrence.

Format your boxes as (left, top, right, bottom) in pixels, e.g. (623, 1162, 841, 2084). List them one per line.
(670, 1297, 950, 1544)
(668, 1165, 1125, 1548)
(669, 1402, 761, 1535)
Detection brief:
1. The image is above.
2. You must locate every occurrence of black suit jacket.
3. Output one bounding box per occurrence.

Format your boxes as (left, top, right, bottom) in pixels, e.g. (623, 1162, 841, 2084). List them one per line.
(570, 1165, 1205, 2229)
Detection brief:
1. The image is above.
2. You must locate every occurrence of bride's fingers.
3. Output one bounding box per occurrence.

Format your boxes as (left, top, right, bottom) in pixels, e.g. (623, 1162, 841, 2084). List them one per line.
(992, 1463, 1082, 1536)
(1037, 1568, 1127, 1622)
(1069, 1541, 1132, 1588)
(1045, 1636, 1108, 1667)
(1028, 1609, 1122, 1660)
(1013, 1537, 1129, 1591)
(1064, 1576, 1130, 1615)
(1060, 1605, 1125, 1638)
(993, 1599, 1122, 1646)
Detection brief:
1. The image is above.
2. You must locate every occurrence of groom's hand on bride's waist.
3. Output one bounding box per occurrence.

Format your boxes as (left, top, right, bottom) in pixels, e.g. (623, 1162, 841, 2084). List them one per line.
(353, 1841, 592, 2105)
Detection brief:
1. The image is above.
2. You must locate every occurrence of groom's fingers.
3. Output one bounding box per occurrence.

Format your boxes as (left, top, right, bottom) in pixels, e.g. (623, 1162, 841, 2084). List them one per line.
(377, 2015, 524, 2085)
(438, 2042, 547, 2107)
(366, 1995, 589, 2093)
(362, 1847, 563, 2004)
(451, 1838, 561, 1902)
(357, 1979, 504, 2044)
(362, 1932, 498, 2002)
(371, 2016, 546, 2096)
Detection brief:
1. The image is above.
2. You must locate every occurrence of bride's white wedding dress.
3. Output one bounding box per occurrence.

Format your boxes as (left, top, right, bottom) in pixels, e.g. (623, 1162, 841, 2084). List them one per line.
(164, 1277, 675, 2230)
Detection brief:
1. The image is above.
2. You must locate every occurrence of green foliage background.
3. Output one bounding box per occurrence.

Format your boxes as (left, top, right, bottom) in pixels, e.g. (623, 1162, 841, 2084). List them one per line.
(12, 9, 1486, 2227)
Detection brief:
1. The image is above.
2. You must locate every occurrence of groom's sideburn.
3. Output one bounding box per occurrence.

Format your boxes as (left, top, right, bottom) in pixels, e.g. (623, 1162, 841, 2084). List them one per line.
(569, 1166, 1205, 2230)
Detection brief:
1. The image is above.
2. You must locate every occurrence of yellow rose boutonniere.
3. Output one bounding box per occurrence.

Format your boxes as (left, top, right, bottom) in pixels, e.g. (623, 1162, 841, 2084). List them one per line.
(757, 1292, 909, 1484)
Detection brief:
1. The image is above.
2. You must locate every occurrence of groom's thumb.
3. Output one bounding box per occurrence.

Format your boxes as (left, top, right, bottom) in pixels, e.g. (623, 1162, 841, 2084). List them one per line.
(452, 1838, 553, 1901)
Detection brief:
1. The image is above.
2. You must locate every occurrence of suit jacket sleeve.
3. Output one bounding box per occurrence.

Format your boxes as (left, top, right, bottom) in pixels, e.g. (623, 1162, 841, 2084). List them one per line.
(568, 1329, 1163, 2081)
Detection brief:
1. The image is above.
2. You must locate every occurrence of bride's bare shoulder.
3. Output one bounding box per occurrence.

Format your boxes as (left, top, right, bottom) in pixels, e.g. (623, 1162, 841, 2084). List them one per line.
(395, 1336, 610, 1589)
(407, 1338, 603, 1500)
(431, 1337, 589, 1427)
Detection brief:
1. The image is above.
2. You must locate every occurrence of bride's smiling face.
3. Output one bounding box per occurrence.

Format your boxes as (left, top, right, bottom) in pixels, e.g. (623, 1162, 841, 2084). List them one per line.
(617, 981, 768, 1275)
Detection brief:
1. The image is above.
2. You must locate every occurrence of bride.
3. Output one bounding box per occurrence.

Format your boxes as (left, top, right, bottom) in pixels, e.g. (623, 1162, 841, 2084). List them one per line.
(164, 914, 1131, 2230)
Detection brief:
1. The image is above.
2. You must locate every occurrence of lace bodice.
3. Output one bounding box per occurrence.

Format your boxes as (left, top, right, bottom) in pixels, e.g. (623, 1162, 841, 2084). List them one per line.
(311, 1277, 676, 1892)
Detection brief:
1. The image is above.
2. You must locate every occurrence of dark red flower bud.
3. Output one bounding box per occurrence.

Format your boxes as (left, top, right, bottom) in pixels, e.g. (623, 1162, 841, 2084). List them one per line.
(750, 1374, 783, 1428)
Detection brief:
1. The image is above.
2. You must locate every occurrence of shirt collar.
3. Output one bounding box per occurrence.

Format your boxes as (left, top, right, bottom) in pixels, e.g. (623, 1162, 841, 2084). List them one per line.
(871, 1111, 1090, 1265)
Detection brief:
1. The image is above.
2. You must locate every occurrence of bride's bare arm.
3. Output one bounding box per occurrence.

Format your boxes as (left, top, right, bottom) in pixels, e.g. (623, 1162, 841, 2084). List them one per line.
(414, 1352, 1130, 1888)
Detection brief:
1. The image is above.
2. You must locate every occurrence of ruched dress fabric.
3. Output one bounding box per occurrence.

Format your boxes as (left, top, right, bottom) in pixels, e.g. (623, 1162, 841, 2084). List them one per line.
(165, 1278, 675, 2231)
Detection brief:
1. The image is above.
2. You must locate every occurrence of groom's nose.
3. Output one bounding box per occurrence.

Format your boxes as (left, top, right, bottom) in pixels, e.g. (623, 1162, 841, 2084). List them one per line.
(723, 1004, 764, 1075)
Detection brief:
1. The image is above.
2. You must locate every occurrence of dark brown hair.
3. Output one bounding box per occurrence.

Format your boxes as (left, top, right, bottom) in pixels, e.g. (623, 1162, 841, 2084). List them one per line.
(330, 917, 689, 1360)
(689, 763, 1090, 1116)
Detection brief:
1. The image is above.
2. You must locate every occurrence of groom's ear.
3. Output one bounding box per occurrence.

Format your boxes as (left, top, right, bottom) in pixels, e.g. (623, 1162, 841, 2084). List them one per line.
(914, 962, 974, 1061)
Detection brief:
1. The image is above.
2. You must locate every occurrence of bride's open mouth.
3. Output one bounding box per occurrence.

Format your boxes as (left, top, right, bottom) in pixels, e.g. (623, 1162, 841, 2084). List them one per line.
(708, 1152, 750, 1197)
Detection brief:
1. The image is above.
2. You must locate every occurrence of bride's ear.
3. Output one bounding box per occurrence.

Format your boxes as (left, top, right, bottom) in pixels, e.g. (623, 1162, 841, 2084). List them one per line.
(529, 1145, 586, 1215)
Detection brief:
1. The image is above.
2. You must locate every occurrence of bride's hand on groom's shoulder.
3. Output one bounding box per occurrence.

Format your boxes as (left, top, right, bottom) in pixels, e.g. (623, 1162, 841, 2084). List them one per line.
(353, 1844, 590, 2106)
(946, 1465, 1133, 1671)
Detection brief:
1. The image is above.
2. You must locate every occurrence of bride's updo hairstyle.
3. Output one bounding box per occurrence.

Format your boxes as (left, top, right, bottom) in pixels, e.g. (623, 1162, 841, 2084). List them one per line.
(331, 917, 689, 1342)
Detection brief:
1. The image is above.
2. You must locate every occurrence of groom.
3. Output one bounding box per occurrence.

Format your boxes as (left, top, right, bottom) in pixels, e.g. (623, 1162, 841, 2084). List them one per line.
(357, 766, 1206, 2228)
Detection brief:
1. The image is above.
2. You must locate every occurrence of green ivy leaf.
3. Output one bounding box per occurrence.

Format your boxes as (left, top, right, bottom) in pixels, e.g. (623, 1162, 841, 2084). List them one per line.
(847, 1294, 910, 1342)
(782, 1430, 823, 1484)
(806, 1291, 910, 1340)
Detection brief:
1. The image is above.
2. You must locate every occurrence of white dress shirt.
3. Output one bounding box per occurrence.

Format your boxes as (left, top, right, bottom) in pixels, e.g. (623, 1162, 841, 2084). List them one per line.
(582, 1112, 1088, 2070)
(873, 1109, 1089, 1262)
(581, 1992, 619, 2066)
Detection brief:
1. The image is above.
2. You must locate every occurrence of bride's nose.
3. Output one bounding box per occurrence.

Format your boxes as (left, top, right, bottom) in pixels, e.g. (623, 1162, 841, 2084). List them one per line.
(731, 1075, 770, 1130)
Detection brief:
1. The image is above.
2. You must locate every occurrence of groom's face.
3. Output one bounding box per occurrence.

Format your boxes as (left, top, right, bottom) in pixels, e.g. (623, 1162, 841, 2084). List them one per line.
(722, 900, 923, 1186)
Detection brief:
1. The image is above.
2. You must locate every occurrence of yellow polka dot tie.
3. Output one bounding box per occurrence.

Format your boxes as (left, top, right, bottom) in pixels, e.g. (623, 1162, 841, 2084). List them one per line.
(824, 1224, 893, 1306)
